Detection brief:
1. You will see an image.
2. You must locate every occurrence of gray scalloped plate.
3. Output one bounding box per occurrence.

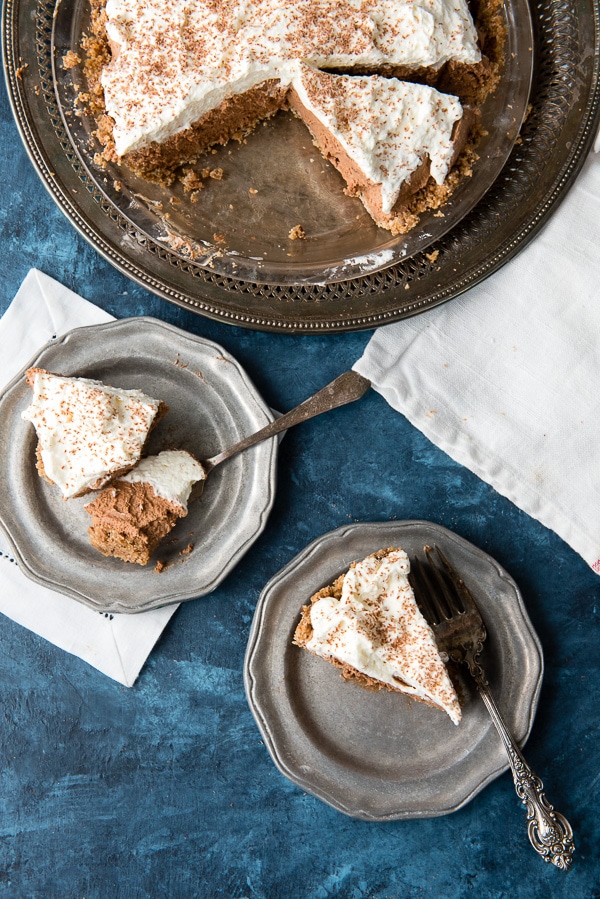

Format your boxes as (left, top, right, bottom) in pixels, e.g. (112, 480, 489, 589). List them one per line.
(244, 521, 543, 820)
(0, 318, 277, 613)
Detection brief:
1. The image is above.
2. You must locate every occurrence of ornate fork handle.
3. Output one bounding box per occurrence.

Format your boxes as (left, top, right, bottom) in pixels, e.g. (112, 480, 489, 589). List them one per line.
(466, 655, 575, 870)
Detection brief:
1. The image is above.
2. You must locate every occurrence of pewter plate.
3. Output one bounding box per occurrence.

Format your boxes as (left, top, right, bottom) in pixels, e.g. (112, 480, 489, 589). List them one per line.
(0, 318, 277, 613)
(244, 521, 543, 820)
(3, 0, 599, 329)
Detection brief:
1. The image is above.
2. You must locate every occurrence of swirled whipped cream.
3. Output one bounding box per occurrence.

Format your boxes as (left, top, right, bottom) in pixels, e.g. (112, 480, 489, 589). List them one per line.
(305, 548, 461, 724)
(119, 450, 205, 510)
(22, 369, 163, 498)
(101, 0, 480, 157)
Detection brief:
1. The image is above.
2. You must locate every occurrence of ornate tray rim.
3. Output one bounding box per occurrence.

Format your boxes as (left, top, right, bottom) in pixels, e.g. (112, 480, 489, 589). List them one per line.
(3, 0, 600, 332)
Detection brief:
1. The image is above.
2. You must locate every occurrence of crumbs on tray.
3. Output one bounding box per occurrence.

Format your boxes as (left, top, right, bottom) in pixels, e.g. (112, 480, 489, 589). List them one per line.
(288, 225, 306, 240)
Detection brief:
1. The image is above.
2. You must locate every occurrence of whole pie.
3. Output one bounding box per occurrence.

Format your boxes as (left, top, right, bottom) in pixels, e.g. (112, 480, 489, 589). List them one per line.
(83, 0, 504, 234)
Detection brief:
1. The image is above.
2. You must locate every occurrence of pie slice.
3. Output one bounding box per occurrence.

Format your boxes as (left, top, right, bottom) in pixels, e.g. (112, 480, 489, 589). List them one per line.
(294, 547, 462, 724)
(288, 66, 472, 234)
(85, 449, 206, 565)
(22, 368, 168, 499)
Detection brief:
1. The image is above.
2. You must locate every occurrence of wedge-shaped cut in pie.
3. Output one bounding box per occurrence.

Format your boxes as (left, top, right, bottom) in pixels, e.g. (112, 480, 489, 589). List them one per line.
(288, 66, 469, 234)
(294, 547, 462, 725)
(22, 368, 168, 499)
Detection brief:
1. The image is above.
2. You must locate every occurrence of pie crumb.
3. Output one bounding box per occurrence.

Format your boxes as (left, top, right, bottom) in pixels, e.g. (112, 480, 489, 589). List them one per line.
(288, 224, 306, 240)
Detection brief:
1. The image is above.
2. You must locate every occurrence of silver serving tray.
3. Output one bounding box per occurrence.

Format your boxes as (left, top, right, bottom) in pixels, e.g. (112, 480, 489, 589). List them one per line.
(3, 0, 599, 330)
(244, 521, 543, 820)
(0, 318, 278, 613)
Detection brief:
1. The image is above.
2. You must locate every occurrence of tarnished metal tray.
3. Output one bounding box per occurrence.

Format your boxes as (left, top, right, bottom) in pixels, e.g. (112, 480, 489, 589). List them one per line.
(3, 0, 599, 330)
(0, 318, 277, 613)
(244, 521, 543, 820)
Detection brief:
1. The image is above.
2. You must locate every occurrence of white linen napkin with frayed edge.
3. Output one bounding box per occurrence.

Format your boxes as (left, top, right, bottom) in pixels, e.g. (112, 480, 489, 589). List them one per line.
(354, 147, 600, 573)
(0, 270, 178, 686)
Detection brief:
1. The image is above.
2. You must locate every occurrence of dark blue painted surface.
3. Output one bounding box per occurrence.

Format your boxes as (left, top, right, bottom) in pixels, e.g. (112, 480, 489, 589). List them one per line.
(1, 72, 599, 898)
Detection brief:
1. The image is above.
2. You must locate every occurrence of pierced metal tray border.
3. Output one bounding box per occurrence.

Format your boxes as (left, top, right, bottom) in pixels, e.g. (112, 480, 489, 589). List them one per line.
(3, 0, 600, 332)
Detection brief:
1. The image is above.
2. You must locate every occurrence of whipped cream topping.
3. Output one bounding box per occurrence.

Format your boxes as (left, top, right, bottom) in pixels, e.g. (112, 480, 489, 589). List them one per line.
(119, 450, 206, 510)
(305, 548, 461, 724)
(292, 66, 463, 214)
(23, 370, 162, 498)
(102, 0, 480, 156)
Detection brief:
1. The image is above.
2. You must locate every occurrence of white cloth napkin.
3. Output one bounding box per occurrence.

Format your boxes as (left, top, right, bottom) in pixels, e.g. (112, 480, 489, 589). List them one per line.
(355, 147, 600, 573)
(0, 270, 178, 685)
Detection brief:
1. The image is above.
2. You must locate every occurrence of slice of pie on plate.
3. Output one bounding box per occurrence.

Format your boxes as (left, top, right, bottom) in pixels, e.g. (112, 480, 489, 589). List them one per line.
(85, 449, 206, 565)
(22, 368, 168, 499)
(294, 546, 462, 724)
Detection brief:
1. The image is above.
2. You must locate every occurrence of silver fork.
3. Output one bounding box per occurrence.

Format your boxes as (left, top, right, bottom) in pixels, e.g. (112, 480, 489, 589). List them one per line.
(410, 545, 575, 871)
(190, 370, 370, 499)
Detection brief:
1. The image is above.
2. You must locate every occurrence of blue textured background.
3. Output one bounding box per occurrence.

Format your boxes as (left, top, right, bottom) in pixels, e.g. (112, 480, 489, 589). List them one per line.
(1, 65, 599, 898)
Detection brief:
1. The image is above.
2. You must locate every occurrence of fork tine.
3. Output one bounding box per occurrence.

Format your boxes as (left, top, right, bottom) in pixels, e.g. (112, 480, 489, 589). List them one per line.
(408, 559, 437, 624)
(410, 557, 448, 624)
(428, 545, 474, 615)
(420, 545, 465, 618)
